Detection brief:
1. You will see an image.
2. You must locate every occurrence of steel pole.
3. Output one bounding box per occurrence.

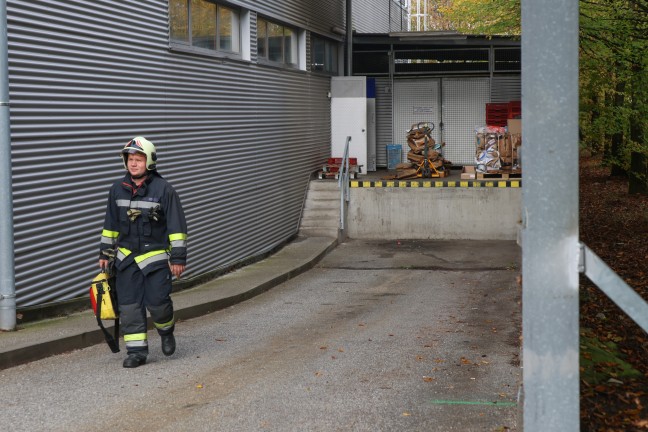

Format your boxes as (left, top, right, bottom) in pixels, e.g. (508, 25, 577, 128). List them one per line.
(345, 0, 352, 76)
(0, 0, 16, 331)
(522, 0, 580, 430)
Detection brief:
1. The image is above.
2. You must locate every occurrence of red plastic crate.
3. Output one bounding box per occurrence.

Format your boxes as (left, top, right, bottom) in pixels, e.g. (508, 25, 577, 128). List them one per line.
(486, 102, 519, 126)
(486, 103, 509, 114)
(507, 101, 521, 119)
(328, 157, 358, 166)
(486, 118, 508, 127)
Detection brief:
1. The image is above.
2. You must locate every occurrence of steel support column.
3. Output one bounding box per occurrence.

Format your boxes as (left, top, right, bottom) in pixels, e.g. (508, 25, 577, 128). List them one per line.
(521, 0, 580, 430)
(345, 0, 352, 76)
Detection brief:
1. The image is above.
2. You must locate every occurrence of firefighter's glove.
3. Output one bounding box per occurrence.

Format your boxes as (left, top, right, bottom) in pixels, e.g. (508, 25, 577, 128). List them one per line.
(127, 209, 142, 222)
(101, 249, 116, 262)
(100, 249, 116, 274)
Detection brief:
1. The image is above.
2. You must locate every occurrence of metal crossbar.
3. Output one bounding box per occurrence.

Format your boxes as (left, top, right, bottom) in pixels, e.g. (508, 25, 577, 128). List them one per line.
(580, 243, 648, 334)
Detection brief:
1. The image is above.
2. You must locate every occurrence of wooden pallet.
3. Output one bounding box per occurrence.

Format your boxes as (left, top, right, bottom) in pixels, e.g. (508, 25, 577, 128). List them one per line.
(322, 164, 361, 173)
(317, 170, 359, 180)
(476, 170, 522, 180)
(382, 168, 450, 180)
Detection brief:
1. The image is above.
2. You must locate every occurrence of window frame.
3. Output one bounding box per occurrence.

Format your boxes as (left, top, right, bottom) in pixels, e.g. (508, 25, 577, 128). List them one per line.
(169, 0, 241, 59)
(256, 17, 299, 68)
(310, 34, 340, 75)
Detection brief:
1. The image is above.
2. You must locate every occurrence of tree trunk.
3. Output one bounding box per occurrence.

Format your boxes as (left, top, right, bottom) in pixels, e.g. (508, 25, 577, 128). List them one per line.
(628, 152, 648, 195)
(609, 80, 626, 177)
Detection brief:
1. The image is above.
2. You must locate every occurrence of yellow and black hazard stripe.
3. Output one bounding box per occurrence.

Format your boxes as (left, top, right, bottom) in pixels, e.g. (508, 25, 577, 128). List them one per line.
(350, 180, 521, 188)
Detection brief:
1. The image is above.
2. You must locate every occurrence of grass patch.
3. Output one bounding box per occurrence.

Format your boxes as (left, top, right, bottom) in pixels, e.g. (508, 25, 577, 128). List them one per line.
(580, 329, 642, 385)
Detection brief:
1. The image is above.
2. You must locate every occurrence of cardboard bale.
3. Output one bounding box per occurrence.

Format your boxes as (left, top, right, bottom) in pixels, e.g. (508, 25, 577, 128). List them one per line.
(431, 158, 444, 169)
(407, 138, 424, 153)
(507, 119, 522, 135)
(499, 135, 513, 166)
(407, 137, 436, 154)
(510, 133, 522, 168)
(407, 150, 440, 164)
(407, 151, 424, 164)
(396, 162, 415, 170)
(395, 168, 418, 179)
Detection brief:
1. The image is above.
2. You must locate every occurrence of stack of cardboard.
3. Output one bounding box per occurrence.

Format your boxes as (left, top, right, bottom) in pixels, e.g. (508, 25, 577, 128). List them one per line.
(388, 123, 451, 179)
(474, 123, 521, 173)
(507, 119, 522, 170)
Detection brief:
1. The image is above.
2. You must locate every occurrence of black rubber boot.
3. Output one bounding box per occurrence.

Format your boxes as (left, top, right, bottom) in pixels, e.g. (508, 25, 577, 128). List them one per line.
(161, 334, 176, 356)
(123, 353, 147, 368)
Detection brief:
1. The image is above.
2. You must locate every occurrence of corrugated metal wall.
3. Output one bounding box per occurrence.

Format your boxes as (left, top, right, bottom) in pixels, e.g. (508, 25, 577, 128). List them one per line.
(353, 0, 407, 33)
(237, 0, 345, 37)
(491, 76, 522, 103)
(8, 0, 396, 308)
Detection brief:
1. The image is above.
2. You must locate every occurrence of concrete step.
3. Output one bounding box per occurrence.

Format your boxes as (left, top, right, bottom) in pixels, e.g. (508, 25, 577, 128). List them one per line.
(308, 181, 339, 191)
(298, 180, 341, 239)
(298, 227, 339, 237)
(300, 217, 339, 228)
(304, 199, 341, 210)
(304, 190, 339, 201)
(301, 208, 339, 219)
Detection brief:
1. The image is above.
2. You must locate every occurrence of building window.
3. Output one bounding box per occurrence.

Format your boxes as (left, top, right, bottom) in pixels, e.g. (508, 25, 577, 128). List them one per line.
(257, 18, 298, 67)
(311, 35, 339, 74)
(169, 0, 240, 55)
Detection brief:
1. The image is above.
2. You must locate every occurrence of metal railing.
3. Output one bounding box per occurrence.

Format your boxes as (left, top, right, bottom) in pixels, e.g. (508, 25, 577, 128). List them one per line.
(337, 136, 351, 231)
(580, 243, 648, 333)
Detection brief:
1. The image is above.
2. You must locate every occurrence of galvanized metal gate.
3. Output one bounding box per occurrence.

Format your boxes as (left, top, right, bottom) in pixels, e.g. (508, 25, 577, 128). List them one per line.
(391, 77, 491, 166)
(441, 78, 490, 166)
(392, 79, 441, 165)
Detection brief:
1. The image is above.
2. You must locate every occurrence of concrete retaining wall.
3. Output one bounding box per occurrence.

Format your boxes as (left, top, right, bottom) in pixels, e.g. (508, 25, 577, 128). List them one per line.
(347, 188, 522, 240)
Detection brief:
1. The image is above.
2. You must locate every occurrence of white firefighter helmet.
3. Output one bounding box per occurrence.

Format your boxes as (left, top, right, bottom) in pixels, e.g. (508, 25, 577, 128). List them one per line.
(121, 136, 157, 171)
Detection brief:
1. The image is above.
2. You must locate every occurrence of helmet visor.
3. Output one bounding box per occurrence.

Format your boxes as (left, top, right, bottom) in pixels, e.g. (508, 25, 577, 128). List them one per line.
(123, 139, 145, 154)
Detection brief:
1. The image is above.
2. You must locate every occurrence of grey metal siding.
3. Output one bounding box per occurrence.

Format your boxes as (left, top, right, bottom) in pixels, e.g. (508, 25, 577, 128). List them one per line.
(250, 11, 258, 63)
(233, 0, 345, 38)
(7, 0, 332, 307)
(353, 0, 406, 33)
(491, 75, 522, 103)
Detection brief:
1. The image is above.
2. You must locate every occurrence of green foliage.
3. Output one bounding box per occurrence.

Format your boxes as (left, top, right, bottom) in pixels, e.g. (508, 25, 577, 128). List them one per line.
(439, 0, 520, 36)
(579, 0, 648, 175)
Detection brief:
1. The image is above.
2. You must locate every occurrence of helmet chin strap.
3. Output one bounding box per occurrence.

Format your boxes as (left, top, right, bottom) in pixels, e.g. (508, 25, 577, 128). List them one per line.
(131, 171, 148, 180)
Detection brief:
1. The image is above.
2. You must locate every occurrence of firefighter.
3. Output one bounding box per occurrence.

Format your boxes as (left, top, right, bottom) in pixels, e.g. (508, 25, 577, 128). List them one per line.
(99, 137, 188, 368)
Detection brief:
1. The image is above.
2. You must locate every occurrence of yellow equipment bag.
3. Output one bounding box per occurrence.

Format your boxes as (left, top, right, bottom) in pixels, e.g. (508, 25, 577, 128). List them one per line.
(90, 271, 118, 320)
(90, 270, 120, 353)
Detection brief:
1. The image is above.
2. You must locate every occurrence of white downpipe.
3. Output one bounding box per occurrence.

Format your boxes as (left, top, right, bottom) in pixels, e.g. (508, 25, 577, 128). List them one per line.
(0, 0, 16, 331)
